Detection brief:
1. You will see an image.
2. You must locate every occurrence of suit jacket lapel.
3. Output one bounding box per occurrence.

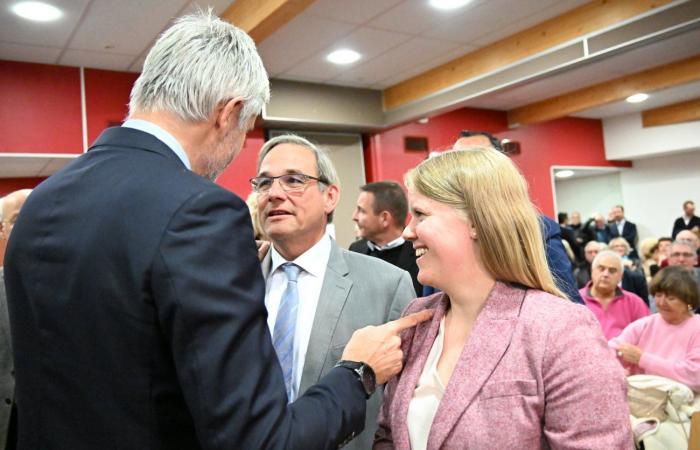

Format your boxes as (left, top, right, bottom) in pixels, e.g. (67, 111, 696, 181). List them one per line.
(299, 243, 352, 393)
(428, 282, 526, 450)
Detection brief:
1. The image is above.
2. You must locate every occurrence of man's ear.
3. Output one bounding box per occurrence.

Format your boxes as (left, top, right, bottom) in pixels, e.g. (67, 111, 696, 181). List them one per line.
(215, 97, 246, 131)
(380, 210, 391, 227)
(323, 184, 341, 216)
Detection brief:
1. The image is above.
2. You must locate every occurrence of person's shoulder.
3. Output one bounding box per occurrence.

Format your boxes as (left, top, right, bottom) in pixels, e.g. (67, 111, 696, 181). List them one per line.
(521, 290, 593, 326)
(340, 247, 407, 277)
(348, 239, 367, 252)
(403, 292, 444, 316)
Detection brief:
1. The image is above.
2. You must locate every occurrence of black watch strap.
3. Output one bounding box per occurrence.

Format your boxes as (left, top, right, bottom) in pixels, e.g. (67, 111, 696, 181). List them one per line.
(334, 360, 376, 399)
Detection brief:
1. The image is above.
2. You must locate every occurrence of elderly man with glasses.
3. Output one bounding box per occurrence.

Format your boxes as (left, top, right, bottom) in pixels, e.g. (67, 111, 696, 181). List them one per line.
(251, 134, 415, 450)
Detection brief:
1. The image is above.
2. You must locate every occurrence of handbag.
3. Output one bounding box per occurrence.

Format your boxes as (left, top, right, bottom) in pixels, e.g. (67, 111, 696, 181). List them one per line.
(628, 384, 669, 421)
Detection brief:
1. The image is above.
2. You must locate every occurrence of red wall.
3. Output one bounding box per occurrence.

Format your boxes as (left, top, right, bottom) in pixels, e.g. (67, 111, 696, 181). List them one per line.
(365, 108, 631, 217)
(0, 61, 83, 154)
(84, 69, 139, 143)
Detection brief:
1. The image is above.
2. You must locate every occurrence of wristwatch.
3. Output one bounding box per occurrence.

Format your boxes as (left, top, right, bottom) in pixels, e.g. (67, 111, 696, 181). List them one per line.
(334, 360, 376, 399)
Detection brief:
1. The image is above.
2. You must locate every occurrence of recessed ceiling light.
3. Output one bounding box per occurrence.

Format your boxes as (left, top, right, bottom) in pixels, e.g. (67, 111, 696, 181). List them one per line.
(429, 0, 472, 10)
(555, 170, 575, 179)
(626, 93, 649, 103)
(326, 49, 361, 65)
(11, 1, 62, 21)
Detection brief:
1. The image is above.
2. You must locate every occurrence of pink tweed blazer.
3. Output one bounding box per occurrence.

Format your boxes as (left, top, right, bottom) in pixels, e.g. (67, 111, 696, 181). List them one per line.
(374, 282, 633, 450)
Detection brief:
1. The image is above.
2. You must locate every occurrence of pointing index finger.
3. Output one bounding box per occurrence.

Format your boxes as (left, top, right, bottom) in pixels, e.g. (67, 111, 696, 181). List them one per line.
(387, 310, 434, 334)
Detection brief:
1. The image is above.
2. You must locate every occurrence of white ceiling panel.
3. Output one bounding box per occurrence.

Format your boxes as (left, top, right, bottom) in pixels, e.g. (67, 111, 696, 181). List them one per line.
(127, 53, 147, 73)
(305, 0, 403, 25)
(330, 36, 462, 85)
(68, 0, 188, 54)
(422, 0, 516, 44)
(258, 14, 355, 76)
(368, 0, 469, 35)
(374, 43, 475, 88)
(0, 0, 90, 47)
(59, 49, 137, 71)
(0, 42, 62, 65)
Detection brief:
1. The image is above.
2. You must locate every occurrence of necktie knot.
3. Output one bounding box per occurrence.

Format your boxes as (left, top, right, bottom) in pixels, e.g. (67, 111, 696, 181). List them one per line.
(282, 263, 301, 282)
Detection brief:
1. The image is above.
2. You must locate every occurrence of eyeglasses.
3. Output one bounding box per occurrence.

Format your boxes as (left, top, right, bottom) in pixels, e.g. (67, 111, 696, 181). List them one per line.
(670, 252, 695, 258)
(249, 173, 326, 194)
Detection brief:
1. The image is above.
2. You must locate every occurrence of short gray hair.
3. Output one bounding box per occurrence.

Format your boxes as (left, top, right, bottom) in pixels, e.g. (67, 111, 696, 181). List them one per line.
(609, 237, 631, 255)
(257, 134, 340, 222)
(674, 239, 698, 252)
(129, 10, 269, 126)
(592, 250, 623, 272)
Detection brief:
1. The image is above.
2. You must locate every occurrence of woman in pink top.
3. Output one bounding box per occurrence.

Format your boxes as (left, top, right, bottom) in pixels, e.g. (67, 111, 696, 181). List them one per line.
(374, 147, 632, 450)
(610, 266, 700, 391)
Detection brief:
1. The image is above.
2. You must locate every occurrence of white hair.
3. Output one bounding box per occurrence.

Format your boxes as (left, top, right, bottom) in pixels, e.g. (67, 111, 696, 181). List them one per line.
(592, 250, 623, 272)
(129, 10, 270, 127)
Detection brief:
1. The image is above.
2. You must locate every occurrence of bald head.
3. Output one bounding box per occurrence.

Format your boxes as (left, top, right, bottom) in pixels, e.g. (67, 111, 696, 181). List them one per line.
(1, 189, 32, 241)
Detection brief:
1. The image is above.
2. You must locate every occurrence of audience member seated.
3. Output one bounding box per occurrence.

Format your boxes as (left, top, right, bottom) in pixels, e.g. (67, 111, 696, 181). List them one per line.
(609, 205, 639, 258)
(639, 238, 659, 283)
(569, 211, 592, 254)
(675, 230, 700, 265)
(574, 241, 605, 288)
(585, 213, 613, 244)
(610, 237, 642, 273)
(579, 250, 649, 340)
(672, 200, 700, 240)
(557, 212, 581, 262)
(654, 236, 674, 273)
(610, 266, 700, 392)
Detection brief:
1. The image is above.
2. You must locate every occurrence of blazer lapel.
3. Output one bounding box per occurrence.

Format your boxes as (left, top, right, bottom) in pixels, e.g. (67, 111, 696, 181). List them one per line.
(428, 282, 526, 450)
(299, 243, 352, 393)
(391, 294, 449, 449)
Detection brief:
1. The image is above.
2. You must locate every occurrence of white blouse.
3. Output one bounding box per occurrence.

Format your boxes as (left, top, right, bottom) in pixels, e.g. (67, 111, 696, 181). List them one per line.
(407, 317, 446, 450)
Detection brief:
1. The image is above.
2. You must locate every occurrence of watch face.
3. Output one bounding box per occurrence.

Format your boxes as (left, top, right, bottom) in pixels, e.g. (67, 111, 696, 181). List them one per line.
(359, 364, 376, 397)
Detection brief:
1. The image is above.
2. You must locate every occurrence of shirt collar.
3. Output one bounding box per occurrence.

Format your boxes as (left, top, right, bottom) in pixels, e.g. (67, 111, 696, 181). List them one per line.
(270, 233, 332, 278)
(122, 119, 191, 170)
(367, 236, 405, 252)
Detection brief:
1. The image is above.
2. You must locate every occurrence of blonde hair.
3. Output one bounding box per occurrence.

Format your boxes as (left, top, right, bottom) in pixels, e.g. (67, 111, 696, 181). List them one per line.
(405, 147, 565, 298)
(246, 192, 267, 241)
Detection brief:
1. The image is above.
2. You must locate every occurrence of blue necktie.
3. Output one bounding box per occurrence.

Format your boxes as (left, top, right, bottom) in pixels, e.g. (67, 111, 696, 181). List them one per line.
(273, 263, 301, 402)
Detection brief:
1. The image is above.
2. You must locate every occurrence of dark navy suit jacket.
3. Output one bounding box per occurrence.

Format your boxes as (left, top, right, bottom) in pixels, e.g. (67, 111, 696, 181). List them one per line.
(4, 127, 365, 450)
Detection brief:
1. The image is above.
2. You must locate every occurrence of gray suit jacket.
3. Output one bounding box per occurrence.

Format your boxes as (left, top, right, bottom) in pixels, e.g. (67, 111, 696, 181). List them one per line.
(262, 241, 415, 450)
(0, 268, 14, 447)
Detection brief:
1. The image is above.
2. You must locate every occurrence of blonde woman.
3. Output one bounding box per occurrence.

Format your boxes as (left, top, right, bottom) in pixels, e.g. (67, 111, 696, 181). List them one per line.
(374, 148, 632, 450)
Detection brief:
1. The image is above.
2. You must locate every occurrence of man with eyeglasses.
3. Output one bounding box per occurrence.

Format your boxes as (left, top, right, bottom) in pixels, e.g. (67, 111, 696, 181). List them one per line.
(667, 239, 700, 313)
(251, 134, 416, 450)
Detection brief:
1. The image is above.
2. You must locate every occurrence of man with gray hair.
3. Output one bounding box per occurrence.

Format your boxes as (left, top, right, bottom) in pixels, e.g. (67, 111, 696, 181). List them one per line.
(4, 12, 429, 450)
(0, 189, 31, 449)
(252, 134, 415, 450)
(579, 250, 649, 339)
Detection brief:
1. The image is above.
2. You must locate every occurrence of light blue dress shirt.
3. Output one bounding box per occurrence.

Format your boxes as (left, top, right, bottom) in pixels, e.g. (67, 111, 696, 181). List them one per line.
(122, 119, 191, 170)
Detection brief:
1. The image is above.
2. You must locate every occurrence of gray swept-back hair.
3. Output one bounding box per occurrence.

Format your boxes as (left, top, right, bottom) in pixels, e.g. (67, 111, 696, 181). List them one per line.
(129, 10, 270, 126)
(257, 134, 340, 222)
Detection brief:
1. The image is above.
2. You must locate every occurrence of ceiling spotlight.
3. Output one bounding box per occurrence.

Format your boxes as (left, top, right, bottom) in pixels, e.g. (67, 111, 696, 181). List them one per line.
(626, 93, 649, 103)
(555, 170, 575, 179)
(429, 0, 472, 10)
(11, 1, 62, 21)
(326, 49, 361, 65)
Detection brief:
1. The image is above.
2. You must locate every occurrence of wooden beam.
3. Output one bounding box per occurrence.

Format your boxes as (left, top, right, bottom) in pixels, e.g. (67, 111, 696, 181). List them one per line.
(220, 0, 316, 43)
(508, 54, 700, 127)
(642, 97, 700, 127)
(382, 0, 673, 111)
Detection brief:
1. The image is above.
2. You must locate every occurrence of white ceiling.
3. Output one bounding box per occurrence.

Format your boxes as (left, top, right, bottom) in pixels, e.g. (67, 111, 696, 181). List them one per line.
(1, 0, 699, 119)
